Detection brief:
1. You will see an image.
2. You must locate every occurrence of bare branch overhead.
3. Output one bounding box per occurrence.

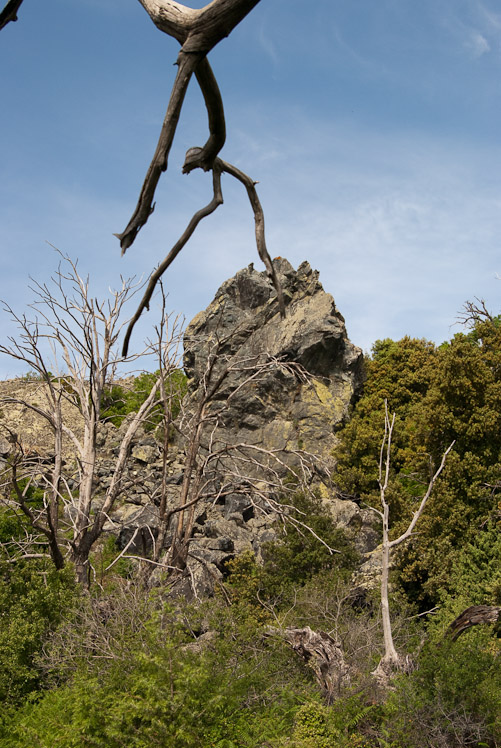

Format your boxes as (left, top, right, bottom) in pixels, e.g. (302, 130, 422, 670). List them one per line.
(0, 0, 25, 30)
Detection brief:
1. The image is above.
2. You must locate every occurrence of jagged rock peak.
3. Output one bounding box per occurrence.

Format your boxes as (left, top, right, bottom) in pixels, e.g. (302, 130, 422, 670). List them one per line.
(183, 259, 364, 460)
(213, 258, 323, 314)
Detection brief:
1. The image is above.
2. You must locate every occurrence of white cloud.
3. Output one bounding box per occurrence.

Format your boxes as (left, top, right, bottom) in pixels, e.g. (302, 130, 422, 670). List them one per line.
(465, 31, 491, 57)
(256, 24, 280, 70)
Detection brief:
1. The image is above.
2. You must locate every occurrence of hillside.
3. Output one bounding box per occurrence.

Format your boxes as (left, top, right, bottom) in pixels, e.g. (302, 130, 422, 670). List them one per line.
(0, 260, 500, 748)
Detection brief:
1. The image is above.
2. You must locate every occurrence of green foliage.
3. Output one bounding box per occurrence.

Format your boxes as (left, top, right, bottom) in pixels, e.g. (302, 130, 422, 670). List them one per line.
(89, 535, 134, 587)
(335, 336, 436, 524)
(0, 561, 78, 707)
(382, 633, 501, 748)
(443, 520, 501, 609)
(335, 319, 501, 608)
(225, 491, 359, 613)
(0, 507, 24, 545)
(284, 696, 377, 748)
(0, 483, 47, 563)
(288, 701, 341, 747)
(0, 594, 309, 748)
(262, 492, 359, 592)
(397, 318, 501, 605)
(100, 369, 187, 429)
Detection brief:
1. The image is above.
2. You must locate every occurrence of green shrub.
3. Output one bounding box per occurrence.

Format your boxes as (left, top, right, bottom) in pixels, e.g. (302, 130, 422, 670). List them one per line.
(382, 632, 501, 748)
(226, 491, 358, 613)
(0, 594, 310, 748)
(101, 369, 187, 429)
(0, 561, 78, 707)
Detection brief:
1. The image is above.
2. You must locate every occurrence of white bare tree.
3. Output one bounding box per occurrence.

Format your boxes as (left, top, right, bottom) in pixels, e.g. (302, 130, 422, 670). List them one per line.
(370, 400, 454, 684)
(0, 255, 183, 587)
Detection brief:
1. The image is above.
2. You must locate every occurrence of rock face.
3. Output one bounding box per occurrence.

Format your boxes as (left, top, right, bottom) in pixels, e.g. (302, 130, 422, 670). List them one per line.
(183, 258, 364, 461)
(144, 258, 371, 596)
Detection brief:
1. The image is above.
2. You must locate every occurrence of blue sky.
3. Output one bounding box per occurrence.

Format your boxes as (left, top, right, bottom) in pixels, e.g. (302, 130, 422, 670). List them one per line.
(1, 0, 500, 376)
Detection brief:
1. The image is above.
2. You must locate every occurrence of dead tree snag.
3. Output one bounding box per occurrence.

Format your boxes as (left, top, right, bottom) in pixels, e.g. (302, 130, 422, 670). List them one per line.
(447, 605, 500, 641)
(370, 401, 454, 685)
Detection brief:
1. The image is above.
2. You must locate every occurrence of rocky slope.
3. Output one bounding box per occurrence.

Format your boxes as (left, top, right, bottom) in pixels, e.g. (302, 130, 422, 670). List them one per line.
(112, 259, 377, 593)
(1, 259, 379, 594)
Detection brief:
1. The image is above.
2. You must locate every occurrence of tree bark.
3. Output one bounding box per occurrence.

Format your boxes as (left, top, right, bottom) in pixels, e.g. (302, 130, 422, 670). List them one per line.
(267, 626, 351, 704)
(138, 0, 262, 53)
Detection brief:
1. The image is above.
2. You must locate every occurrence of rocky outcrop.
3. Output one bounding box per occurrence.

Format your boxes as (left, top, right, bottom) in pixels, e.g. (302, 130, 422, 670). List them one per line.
(1, 259, 378, 597)
(183, 258, 364, 461)
(149, 258, 373, 594)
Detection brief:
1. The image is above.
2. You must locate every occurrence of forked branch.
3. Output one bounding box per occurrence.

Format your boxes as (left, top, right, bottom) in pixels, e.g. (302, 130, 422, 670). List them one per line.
(118, 0, 262, 251)
(122, 155, 284, 355)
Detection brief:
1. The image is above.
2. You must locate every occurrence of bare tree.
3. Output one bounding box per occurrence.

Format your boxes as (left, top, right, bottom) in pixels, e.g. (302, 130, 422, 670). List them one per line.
(456, 297, 494, 327)
(369, 401, 454, 684)
(114, 327, 339, 593)
(0, 255, 183, 587)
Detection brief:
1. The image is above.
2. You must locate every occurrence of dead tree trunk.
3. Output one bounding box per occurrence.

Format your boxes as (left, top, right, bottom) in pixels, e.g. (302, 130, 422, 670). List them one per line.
(267, 626, 351, 704)
(447, 605, 500, 641)
(370, 401, 454, 686)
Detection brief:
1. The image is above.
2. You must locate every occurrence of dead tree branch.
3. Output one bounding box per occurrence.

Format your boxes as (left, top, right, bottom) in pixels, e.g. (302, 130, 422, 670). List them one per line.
(122, 163, 224, 356)
(457, 297, 494, 327)
(122, 153, 285, 355)
(117, 0, 262, 251)
(0, 0, 24, 30)
(446, 605, 500, 641)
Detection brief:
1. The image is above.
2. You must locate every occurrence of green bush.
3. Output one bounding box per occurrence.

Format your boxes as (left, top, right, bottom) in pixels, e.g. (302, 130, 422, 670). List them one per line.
(382, 632, 501, 748)
(225, 491, 359, 618)
(101, 369, 187, 429)
(0, 594, 310, 748)
(0, 561, 78, 707)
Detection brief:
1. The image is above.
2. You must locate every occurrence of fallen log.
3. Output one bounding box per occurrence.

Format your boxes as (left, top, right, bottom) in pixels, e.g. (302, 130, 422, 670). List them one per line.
(446, 605, 500, 642)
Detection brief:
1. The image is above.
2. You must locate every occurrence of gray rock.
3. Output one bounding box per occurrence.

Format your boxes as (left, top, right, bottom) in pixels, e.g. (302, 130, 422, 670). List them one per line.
(132, 445, 158, 464)
(183, 259, 363, 463)
(0, 435, 12, 456)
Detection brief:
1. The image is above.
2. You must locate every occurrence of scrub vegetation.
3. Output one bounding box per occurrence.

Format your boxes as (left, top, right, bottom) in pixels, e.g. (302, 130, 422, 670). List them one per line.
(0, 310, 499, 747)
